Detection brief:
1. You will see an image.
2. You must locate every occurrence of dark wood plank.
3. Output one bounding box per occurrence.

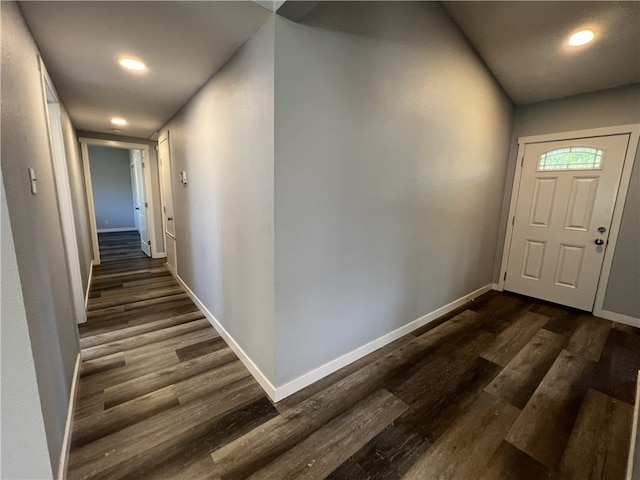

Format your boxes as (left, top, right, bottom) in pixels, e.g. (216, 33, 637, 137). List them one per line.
(402, 392, 520, 480)
(564, 314, 611, 361)
(79, 352, 126, 378)
(505, 349, 594, 468)
(539, 306, 584, 337)
(68, 377, 264, 480)
(559, 388, 633, 480)
(211, 310, 484, 479)
(611, 321, 640, 336)
(472, 293, 534, 334)
(128, 397, 278, 480)
(79, 311, 205, 349)
(592, 328, 640, 405)
(246, 389, 408, 480)
(81, 318, 211, 361)
(480, 311, 549, 366)
(402, 357, 502, 443)
(485, 328, 565, 409)
(340, 421, 428, 480)
(103, 347, 238, 408)
(175, 337, 228, 361)
(478, 441, 554, 480)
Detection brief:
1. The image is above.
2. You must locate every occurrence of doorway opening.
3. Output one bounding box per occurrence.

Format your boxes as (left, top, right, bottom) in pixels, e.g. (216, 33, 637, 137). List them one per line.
(79, 138, 164, 265)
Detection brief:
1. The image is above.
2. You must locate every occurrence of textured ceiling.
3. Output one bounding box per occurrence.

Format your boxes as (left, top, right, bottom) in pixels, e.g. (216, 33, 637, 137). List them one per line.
(18, 1, 640, 139)
(441, 1, 640, 105)
(20, 1, 271, 138)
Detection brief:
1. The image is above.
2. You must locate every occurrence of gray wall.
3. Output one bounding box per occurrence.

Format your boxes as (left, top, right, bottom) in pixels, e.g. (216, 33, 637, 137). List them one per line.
(1, 1, 80, 474)
(159, 18, 276, 380)
(60, 109, 93, 292)
(78, 131, 164, 254)
(273, 2, 514, 385)
(1, 177, 53, 479)
(496, 84, 640, 318)
(88, 146, 136, 231)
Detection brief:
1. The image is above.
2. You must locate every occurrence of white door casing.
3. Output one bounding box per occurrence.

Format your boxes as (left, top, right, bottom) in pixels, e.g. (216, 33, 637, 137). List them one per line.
(80, 138, 160, 263)
(158, 134, 177, 273)
(40, 63, 87, 324)
(503, 132, 633, 311)
(130, 150, 151, 257)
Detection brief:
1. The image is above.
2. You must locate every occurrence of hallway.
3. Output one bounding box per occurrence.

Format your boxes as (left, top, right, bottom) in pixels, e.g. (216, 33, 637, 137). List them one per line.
(68, 250, 639, 479)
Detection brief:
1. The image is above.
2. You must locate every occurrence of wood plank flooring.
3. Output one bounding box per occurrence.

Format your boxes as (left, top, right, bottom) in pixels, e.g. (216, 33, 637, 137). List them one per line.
(68, 241, 638, 479)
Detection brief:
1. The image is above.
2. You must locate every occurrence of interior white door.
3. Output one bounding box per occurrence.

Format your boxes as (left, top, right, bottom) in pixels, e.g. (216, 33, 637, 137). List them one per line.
(131, 150, 151, 257)
(158, 135, 176, 273)
(505, 134, 630, 311)
(130, 162, 141, 233)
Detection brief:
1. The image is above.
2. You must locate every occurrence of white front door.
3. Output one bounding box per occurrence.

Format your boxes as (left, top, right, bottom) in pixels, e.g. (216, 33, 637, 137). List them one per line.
(504, 134, 630, 311)
(131, 150, 151, 257)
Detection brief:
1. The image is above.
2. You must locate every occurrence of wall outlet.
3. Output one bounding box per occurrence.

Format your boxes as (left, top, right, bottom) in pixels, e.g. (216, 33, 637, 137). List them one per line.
(104, 219, 110, 225)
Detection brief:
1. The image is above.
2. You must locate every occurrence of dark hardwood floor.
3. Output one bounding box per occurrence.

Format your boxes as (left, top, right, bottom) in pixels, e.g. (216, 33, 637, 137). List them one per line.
(97, 231, 147, 262)
(68, 244, 639, 479)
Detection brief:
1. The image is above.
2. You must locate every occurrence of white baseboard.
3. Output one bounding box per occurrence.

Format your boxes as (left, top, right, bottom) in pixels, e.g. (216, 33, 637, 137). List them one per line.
(594, 309, 640, 328)
(627, 372, 640, 480)
(153, 252, 167, 259)
(57, 353, 81, 480)
(173, 274, 279, 401)
(274, 283, 496, 401)
(96, 227, 137, 233)
(171, 275, 493, 402)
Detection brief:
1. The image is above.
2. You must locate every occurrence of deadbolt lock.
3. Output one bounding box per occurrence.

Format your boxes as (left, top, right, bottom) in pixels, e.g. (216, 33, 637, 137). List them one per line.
(597, 227, 606, 234)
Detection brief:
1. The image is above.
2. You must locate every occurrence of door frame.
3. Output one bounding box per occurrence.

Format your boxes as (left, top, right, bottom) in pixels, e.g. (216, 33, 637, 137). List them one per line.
(157, 132, 177, 274)
(498, 124, 640, 321)
(79, 137, 161, 264)
(39, 58, 87, 325)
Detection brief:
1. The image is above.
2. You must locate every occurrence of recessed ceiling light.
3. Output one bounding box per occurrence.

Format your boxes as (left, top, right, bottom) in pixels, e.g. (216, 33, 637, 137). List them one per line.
(118, 57, 146, 71)
(111, 117, 127, 126)
(569, 30, 595, 47)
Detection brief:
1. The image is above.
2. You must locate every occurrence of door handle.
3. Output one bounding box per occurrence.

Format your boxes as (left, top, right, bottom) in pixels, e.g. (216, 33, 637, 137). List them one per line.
(167, 217, 173, 221)
(135, 207, 140, 211)
(595, 239, 604, 246)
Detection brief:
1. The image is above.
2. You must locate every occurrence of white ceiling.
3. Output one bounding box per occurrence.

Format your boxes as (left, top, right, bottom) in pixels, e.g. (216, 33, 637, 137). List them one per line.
(442, 1, 640, 105)
(19, 1, 271, 138)
(18, 2, 640, 139)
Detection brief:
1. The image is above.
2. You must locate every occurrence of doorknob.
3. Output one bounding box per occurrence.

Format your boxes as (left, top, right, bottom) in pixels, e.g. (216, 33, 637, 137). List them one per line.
(595, 239, 604, 246)
(135, 207, 140, 210)
(167, 217, 173, 221)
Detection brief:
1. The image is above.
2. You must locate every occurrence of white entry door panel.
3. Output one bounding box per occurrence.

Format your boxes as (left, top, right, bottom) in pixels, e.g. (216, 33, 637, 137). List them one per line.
(505, 134, 630, 311)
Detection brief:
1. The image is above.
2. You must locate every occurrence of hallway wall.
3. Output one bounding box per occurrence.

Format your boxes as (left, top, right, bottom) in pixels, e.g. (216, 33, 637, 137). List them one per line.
(159, 18, 276, 381)
(1, 177, 53, 480)
(1, 1, 81, 475)
(272, 3, 514, 386)
(88, 146, 136, 231)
